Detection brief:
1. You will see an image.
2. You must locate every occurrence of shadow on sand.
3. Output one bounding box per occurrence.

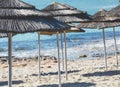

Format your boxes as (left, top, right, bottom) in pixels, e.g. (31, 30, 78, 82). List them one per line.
(0, 80, 24, 86)
(32, 70, 80, 76)
(37, 82, 96, 87)
(82, 70, 120, 77)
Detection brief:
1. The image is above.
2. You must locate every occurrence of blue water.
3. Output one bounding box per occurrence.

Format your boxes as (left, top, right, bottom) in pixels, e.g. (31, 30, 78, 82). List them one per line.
(0, 0, 120, 59)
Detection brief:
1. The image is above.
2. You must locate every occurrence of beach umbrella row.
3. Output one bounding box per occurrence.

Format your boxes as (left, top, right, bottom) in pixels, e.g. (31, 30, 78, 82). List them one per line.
(40, 2, 120, 87)
(0, 0, 71, 87)
(0, 1, 89, 87)
(2, 0, 120, 87)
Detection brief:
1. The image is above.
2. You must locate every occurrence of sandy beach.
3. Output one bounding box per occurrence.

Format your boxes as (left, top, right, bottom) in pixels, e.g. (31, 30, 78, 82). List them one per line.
(0, 56, 120, 87)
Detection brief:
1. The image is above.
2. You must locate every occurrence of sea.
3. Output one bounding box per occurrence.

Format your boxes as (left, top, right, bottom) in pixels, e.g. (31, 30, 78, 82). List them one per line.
(0, 0, 120, 60)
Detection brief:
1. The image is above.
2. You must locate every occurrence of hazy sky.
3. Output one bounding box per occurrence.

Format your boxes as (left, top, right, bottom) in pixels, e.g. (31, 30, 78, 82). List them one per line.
(23, 0, 119, 14)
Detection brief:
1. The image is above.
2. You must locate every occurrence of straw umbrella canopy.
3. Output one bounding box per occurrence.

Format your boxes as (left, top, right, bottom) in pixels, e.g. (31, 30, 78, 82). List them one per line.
(77, 21, 120, 29)
(42, 2, 92, 23)
(77, 9, 120, 28)
(77, 9, 120, 69)
(42, 2, 76, 11)
(0, 0, 69, 33)
(0, 0, 70, 87)
(109, 4, 120, 16)
(54, 15, 91, 23)
(92, 9, 120, 22)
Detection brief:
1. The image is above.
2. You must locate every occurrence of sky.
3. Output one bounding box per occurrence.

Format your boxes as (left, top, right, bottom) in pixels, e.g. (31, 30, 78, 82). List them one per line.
(23, 0, 119, 14)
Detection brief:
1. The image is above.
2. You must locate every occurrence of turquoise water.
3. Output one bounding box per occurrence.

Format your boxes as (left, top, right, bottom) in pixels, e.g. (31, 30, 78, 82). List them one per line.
(0, 0, 120, 59)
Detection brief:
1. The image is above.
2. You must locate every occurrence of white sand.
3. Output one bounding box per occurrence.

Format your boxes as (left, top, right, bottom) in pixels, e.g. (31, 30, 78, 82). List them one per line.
(0, 57, 120, 87)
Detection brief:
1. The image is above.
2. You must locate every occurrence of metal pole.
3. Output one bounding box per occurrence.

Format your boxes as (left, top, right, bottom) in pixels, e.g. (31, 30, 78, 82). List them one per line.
(60, 33, 64, 70)
(38, 32, 41, 79)
(113, 27, 119, 67)
(102, 29, 107, 70)
(64, 31, 68, 80)
(56, 32, 61, 87)
(8, 33, 12, 87)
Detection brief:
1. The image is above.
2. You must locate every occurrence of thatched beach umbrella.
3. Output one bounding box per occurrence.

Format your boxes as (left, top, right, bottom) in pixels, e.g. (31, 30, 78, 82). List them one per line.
(0, 0, 70, 87)
(106, 5, 120, 67)
(42, 2, 92, 23)
(42, 2, 76, 11)
(42, 2, 90, 83)
(77, 9, 120, 70)
(92, 9, 120, 22)
(77, 22, 120, 29)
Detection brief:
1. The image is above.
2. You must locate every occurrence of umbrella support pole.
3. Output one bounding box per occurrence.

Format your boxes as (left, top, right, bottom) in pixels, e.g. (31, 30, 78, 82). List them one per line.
(61, 34, 64, 70)
(8, 33, 12, 87)
(113, 27, 119, 67)
(64, 31, 68, 80)
(102, 29, 107, 70)
(38, 32, 41, 79)
(56, 32, 62, 87)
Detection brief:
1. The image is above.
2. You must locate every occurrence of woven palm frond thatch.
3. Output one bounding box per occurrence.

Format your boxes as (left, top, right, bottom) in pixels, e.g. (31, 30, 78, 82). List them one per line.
(42, 2, 92, 23)
(54, 15, 91, 23)
(93, 9, 120, 22)
(49, 9, 84, 16)
(109, 5, 120, 15)
(0, 18, 69, 33)
(42, 2, 76, 11)
(108, 4, 120, 21)
(0, 0, 70, 33)
(77, 22, 120, 29)
(0, 0, 35, 9)
(0, 0, 53, 17)
(0, 9, 52, 17)
(77, 9, 120, 29)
